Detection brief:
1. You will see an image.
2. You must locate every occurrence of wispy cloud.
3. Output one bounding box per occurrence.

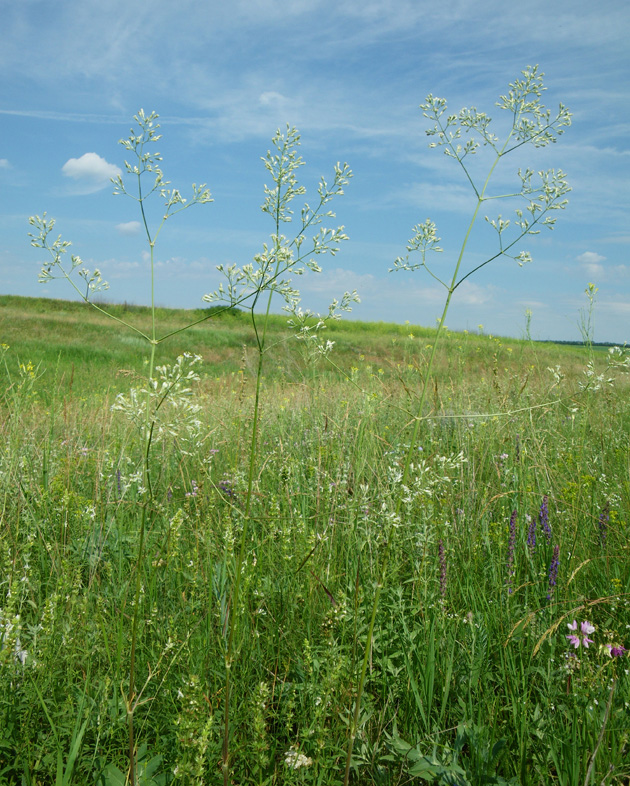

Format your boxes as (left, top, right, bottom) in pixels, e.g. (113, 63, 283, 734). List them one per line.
(0, 108, 125, 123)
(576, 251, 606, 265)
(116, 221, 142, 236)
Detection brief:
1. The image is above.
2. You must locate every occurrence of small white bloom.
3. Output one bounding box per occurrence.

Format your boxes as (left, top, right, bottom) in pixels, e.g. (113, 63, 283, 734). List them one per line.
(284, 746, 313, 769)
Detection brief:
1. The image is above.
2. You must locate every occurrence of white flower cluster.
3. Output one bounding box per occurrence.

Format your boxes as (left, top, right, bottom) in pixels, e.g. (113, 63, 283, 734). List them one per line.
(112, 353, 205, 453)
(284, 746, 313, 769)
(0, 614, 28, 666)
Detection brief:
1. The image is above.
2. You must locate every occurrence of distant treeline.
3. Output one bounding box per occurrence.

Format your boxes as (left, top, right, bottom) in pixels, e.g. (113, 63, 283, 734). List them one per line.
(538, 339, 626, 348)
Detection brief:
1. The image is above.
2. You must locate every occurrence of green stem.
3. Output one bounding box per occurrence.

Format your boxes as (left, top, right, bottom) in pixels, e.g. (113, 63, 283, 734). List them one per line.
(343, 135, 512, 786)
(221, 235, 281, 786)
(127, 170, 158, 785)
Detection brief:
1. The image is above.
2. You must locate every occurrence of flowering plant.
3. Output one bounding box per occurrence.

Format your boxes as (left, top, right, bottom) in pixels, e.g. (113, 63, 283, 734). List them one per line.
(566, 620, 595, 649)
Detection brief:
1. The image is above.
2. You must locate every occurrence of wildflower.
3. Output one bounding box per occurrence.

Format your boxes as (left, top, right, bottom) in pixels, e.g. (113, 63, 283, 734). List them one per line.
(219, 478, 235, 498)
(547, 544, 559, 600)
(284, 746, 313, 769)
(566, 620, 595, 649)
(506, 510, 517, 594)
(539, 495, 551, 543)
(526, 514, 536, 552)
(605, 644, 627, 657)
(185, 480, 198, 498)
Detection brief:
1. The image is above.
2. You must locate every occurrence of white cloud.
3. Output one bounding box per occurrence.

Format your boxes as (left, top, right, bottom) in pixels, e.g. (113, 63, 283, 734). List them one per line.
(0, 158, 9, 169)
(259, 91, 287, 106)
(116, 220, 142, 236)
(576, 251, 606, 264)
(62, 152, 121, 192)
(576, 250, 607, 278)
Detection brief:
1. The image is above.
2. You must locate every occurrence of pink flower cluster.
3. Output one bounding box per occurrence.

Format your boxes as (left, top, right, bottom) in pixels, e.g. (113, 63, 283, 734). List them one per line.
(566, 620, 594, 649)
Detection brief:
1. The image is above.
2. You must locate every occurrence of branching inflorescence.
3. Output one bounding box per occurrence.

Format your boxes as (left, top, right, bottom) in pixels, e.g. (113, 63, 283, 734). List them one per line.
(345, 66, 571, 786)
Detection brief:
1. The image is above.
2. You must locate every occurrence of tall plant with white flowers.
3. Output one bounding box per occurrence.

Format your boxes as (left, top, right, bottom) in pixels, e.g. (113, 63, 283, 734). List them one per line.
(29, 114, 356, 785)
(343, 65, 571, 785)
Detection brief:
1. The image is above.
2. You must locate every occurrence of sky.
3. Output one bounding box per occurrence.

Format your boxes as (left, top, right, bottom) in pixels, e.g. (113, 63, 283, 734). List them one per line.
(1, 0, 629, 342)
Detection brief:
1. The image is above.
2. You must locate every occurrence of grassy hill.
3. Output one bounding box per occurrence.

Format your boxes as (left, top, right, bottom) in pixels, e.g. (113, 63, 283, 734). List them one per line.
(1, 293, 629, 785)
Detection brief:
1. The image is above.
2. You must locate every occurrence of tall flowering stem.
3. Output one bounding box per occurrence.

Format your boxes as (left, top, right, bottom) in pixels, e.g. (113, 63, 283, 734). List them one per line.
(203, 127, 355, 786)
(30, 110, 213, 786)
(343, 66, 571, 786)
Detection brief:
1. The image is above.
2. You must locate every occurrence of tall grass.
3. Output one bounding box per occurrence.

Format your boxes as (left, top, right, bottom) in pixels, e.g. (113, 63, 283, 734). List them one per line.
(2, 305, 629, 784)
(2, 69, 630, 786)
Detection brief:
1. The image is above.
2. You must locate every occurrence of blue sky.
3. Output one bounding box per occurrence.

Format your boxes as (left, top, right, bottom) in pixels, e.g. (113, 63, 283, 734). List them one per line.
(1, 0, 628, 342)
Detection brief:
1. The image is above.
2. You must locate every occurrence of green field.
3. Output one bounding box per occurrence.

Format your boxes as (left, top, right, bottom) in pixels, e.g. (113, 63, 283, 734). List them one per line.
(1, 293, 629, 785)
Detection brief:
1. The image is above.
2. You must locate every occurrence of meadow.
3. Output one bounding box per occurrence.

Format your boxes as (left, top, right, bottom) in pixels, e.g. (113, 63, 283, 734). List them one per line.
(1, 294, 629, 785)
(2, 68, 629, 786)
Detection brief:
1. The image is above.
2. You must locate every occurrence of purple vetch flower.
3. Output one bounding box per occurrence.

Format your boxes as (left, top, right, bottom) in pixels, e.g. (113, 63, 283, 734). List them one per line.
(605, 644, 627, 658)
(185, 480, 198, 498)
(566, 620, 595, 649)
(438, 540, 447, 602)
(598, 501, 610, 546)
(219, 478, 235, 498)
(547, 544, 560, 600)
(526, 514, 536, 553)
(506, 510, 517, 594)
(539, 495, 551, 543)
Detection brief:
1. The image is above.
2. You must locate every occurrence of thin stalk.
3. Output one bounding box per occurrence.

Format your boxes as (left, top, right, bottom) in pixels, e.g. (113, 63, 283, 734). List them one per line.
(221, 234, 282, 786)
(343, 134, 512, 786)
(127, 170, 159, 784)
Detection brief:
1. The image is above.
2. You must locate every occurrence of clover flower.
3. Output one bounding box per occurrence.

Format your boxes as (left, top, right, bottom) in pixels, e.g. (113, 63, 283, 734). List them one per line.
(566, 620, 595, 649)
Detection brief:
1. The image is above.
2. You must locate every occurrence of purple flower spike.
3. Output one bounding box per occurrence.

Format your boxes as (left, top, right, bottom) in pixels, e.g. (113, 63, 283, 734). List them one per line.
(526, 514, 536, 553)
(539, 495, 551, 543)
(547, 544, 559, 600)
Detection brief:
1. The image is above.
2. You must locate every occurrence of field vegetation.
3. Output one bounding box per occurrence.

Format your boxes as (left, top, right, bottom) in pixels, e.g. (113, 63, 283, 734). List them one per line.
(2, 67, 629, 785)
(1, 294, 629, 785)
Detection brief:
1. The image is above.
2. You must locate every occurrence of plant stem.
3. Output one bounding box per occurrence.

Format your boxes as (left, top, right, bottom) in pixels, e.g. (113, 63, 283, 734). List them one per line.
(343, 136, 511, 785)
